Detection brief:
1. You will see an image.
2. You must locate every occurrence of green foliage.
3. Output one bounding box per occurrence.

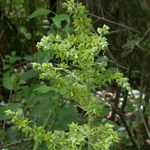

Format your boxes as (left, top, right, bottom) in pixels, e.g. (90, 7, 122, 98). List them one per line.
(28, 8, 52, 19)
(5, 110, 119, 150)
(18, 26, 32, 40)
(27, 6, 71, 36)
(3, 51, 21, 70)
(1, 0, 149, 149)
(4, 0, 131, 149)
(52, 14, 70, 30)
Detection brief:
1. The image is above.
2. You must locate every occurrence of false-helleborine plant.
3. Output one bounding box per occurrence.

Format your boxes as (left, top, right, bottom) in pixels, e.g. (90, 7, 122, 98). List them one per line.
(6, 0, 130, 150)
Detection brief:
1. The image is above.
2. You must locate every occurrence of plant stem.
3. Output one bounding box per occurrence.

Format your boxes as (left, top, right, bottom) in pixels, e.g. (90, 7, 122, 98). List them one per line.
(86, 80, 93, 150)
(88, 115, 93, 150)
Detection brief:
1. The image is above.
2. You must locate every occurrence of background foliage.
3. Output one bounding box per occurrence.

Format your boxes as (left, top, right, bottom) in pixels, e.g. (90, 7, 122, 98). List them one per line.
(0, 0, 150, 149)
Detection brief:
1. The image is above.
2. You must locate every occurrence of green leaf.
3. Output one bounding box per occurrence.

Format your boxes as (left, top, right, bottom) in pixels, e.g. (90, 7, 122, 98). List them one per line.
(131, 121, 137, 128)
(122, 40, 138, 49)
(18, 26, 28, 34)
(23, 55, 34, 61)
(24, 33, 32, 40)
(27, 90, 54, 106)
(0, 107, 7, 121)
(29, 103, 52, 119)
(108, 67, 117, 72)
(3, 64, 11, 70)
(42, 25, 50, 29)
(5, 126, 20, 142)
(10, 74, 21, 89)
(28, 8, 51, 19)
(101, 119, 119, 128)
(52, 14, 70, 29)
(100, 108, 110, 117)
(37, 50, 54, 63)
(11, 51, 16, 57)
(52, 103, 78, 130)
(95, 56, 108, 63)
(144, 105, 150, 115)
(117, 127, 125, 131)
(20, 69, 39, 80)
(18, 26, 32, 40)
(59, 87, 68, 95)
(34, 85, 55, 94)
(117, 131, 129, 139)
(42, 19, 50, 25)
(3, 70, 13, 90)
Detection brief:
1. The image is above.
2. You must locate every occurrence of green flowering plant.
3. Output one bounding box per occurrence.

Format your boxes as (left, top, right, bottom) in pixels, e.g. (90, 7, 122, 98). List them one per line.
(5, 0, 130, 149)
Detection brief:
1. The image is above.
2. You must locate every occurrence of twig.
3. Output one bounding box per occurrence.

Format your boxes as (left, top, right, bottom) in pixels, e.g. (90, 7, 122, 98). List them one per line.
(7, 0, 12, 16)
(34, 116, 40, 126)
(129, 27, 150, 55)
(103, 9, 121, 23)
(88, 12, 141, 34)
(3, 0, 6, 13)
(106, 49, 128, 71)
(21, 141, 32, 150)
(92, 18, 100, 24)
(117, 110, 140, 150)
(91, 26, 97, 34)
(107, 59, 128, 70)
(96, 53, 128, 70)
(0, 137, 34, 149)
(137, 50, 148, 149)
(0, 52, 5, 67)
(105, 29, 127, 35)
(0, 30, 4, 39)
(97, 0, 104, 18)
(3, 15, 18, 34)
(130, 89, 150, 140)
(0, 30, 5, 66)
(138, 27, 150, 46)
(110, 87, 121, 121)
